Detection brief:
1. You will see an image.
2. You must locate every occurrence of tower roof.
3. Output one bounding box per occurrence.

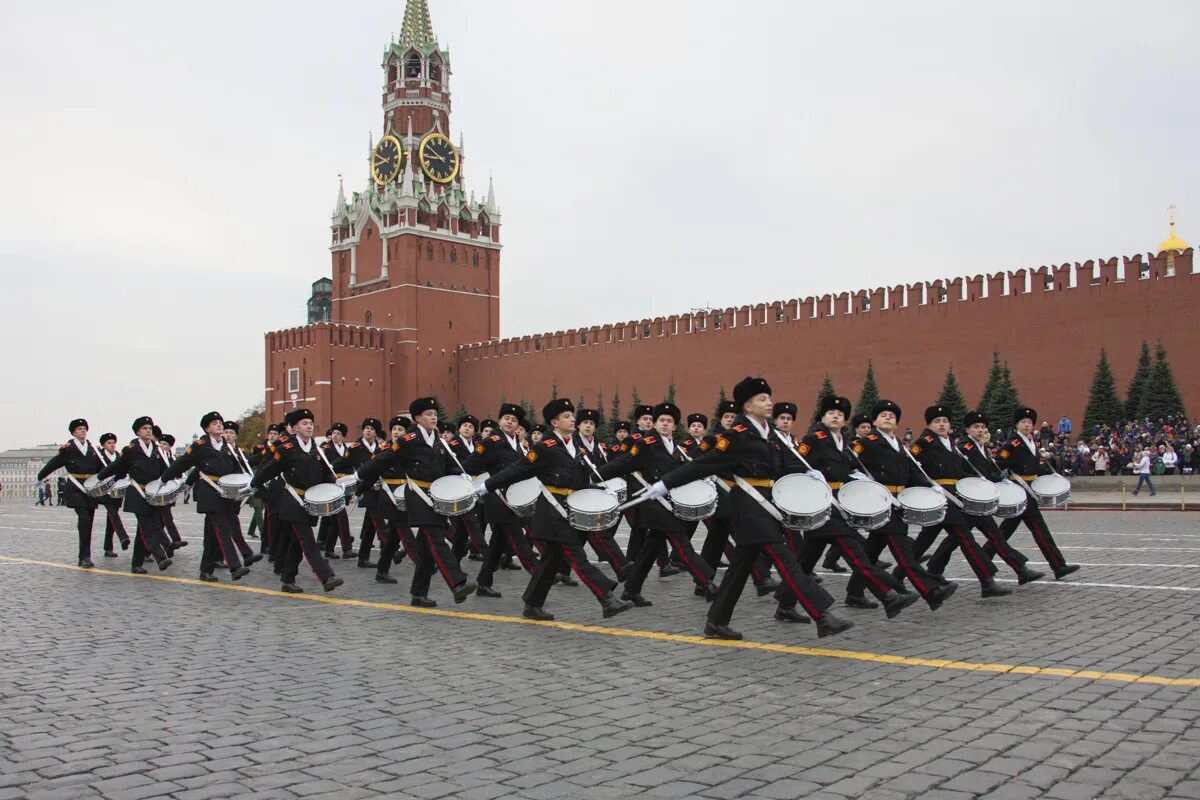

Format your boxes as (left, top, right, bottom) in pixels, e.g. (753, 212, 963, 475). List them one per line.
(400, 0, 436, 49)
(1158, 218, 1190, 254)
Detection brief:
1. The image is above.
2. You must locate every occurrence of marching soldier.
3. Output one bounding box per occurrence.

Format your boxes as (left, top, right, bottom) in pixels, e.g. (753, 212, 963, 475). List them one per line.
(97, 432, 131, 557)
(995, 408, 1079, 579)
(573, 408, 627, 575)
(334, 418, 384, 568)
(448, 415, 488, 560)
(318, 423, 356, 559)
(367, 415, 421, 586)
(154, 430, 187, 553)
(94, 416, 175, 573)
(38, 418, 107, 567)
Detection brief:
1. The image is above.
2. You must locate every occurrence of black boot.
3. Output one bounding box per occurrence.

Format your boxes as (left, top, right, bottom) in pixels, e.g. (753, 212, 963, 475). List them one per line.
(774, 604, 810, 623)
(601, 594, 634, 618)
(1017, 567, 1045, 585)
(523, 604, 554, 621)
(703, 622, 742, 640)
(981, 579, 1012, 597)
(882, 589, 920, 619)
(816, 611, 855, 638)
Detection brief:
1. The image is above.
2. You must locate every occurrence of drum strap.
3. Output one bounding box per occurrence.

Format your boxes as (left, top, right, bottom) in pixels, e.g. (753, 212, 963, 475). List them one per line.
(378, 479, 405, 509)
(283, 481, 306, 508)
(537, 482, 571, 520)
(198, 473, 222, 494)
(406, 475, 436, 508)
(730, 475, 784, 523)
(678, 447, 731, 495)
(629, 471, 676, 511)
(902, 448, 965, 509)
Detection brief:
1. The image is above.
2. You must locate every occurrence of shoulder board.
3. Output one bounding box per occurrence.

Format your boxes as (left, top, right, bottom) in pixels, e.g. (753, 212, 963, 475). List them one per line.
(450, 438, 460, 446)
(613, 442, 627, 454)
(732, 424, 747, 432)
(320, 442, 330, 449)
(699, 440, 710, 452)
(910, 444, 922, 455)
(643, 436, 657, 445)
(60, 443, 71, 451)
(475, 444, 485, 454)
(716, 435, 730, 452)
(403, 432, 417, 441)
(962, 442, 974, 451)
(543, 438, 558, 447)
(815, 431, 827, 439)
(852, 441, 864, 454)
(489, 435, 501, 442)
(867, 434, 878, 441)
(1010, 438, 1022, 447)
(630, 432, 643, 441)
(194, 437, 206, 445)
(282, 443, 293, 450)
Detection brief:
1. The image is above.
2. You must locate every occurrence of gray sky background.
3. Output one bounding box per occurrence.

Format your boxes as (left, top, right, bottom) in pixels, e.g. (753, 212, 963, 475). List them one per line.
(1, 1, 1196, 451)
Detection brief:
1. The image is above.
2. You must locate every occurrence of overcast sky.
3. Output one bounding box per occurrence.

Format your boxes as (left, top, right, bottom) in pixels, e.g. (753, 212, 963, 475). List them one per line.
(1, 1, 1196, 451)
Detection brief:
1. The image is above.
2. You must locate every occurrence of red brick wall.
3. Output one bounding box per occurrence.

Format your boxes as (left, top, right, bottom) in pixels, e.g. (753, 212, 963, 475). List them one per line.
(457, 252, 1197, 430)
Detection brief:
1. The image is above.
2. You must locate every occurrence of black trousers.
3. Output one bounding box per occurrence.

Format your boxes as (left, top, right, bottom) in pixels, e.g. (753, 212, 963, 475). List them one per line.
(477, 520, 539, 587)
(997, 501, 1067, 571)
(848, 513, 942, 600)
(712, 541, 834, 626)
(247, 504, 263, 539)
(522, 534, 615, 608)
(909, 512, 997, 583)
(927, 513, 1029, 575)
(798, 517, 898, 601)
(357, 507, 379, 565)
(269, 507, 291, 562)
(201, 514, 245, 574)
(375, 511, 418, 577)
(318, 509, 354, 554)
(159, 507, 182, 544)
(281, 522, 334, 584)
(101, 503, 129, 551)
(585, 525, 627, 573)
(625, 524, 667, 568)
(73, 507, 97, 560)
(625, 529, 715, 594)
(410, 526, 467, 598)
(451, 513, 487, 559)
(131, 511, 170, 568)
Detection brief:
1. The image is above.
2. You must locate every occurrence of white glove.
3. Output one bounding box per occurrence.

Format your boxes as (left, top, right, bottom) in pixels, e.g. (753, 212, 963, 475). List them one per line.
(473, 483, 489, 497)
(645, 481, 669, 500)
(809, 469, 828, 484)
(849, 471, 869, 481)
(931, 483, 946, 495)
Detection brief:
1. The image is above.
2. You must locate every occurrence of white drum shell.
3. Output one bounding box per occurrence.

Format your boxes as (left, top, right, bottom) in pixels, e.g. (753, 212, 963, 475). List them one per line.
(303, 483, 346, 517)
(771, 473, 833, 531)
(83, 475, 115, 498)
(429, 475, 479, 517)
(566, 488, 621, 532)
(109, 478, 131, 499)
(995, 481, 1028, 518)
(897, 486, 947, 527)
(669, 480, 719, 521)
(837, 480, 893, 531)
(955, 477, 1000, 516)
(1030, 474, 1071, 507)
(217, 473, 252, 500)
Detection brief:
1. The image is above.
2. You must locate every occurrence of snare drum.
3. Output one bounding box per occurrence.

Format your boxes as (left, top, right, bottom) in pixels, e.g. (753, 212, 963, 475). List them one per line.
(83, 475, 115, 498)
(109, 477, 131, 499)
(956, 477, 999, 516)
(503, 478, 541, 518)
(217, 473, 252, 500)
(897, 486, 947, 527)
(599, 477, 628, 503)
(770, 473, 833, 531)
(1030, 474, 1071, 507)
(837, 479, 892, 530)
(302, 483, 346, 517)
(429, 475, 478, 517)
(995, 480, 1028, 518)
(669, 480, 718, 521)
(145, 477, 187, 507)
(336, 474, 359, 500)
(566, 488, 620, 531)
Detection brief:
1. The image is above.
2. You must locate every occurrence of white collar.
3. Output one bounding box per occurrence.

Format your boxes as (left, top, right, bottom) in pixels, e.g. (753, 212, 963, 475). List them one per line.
(747, 417, 771, 439)
(661, 435, 674, 454)
(364, 439, 377, 452)
(880, 431, 899, 451)
(504, 431, 519, 450)
(461, 437, 473, 449)
(939, 435, 952, 451)
(419, 426, 437, 446)
(557, 433, 576, 456)
(334, 441, 346, 456)
(139, 439, 155, 458)
(210, 436, 224, 451)
(580, 435, 595, 451)
(72, 438, 88, 455)
(296, 437, 313, 453)
(828, 429, 843, 451)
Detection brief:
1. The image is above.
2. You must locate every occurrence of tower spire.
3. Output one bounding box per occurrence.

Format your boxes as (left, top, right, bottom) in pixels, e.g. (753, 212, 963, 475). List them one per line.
(400, 0, 436, 48)
(333, 173, 346, 214)
(485, 175, 497, 214)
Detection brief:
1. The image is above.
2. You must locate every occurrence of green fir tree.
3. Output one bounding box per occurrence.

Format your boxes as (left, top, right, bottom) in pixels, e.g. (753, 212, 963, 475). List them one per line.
(1125, 340, 1153, 420)
(609, 388, 622, 438)
(810, 374, 837, 428)
(935, 366, 969, 429)
(451, 403, 469, 424)
(628, 385, 641, 422)
(1138, 340, 1187, 421)
(977, 350, 1004, 422)
(1081, 348, 1124, 432)
(991, 362, 1022, 433)
(857, 360, 880, 415)
(664, 379, 677, 405)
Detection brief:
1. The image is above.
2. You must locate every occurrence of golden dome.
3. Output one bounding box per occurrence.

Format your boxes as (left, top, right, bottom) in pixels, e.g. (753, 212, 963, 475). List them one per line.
(1158, 219, 1190, 253)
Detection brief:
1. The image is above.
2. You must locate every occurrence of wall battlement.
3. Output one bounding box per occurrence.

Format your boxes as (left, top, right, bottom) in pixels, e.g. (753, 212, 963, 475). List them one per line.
(457, 249, 1193, 362)
(266, 321, 388, 353)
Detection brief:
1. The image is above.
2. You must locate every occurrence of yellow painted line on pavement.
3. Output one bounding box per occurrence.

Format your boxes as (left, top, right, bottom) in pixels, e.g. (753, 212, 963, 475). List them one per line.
(3, 554, 1198, 689)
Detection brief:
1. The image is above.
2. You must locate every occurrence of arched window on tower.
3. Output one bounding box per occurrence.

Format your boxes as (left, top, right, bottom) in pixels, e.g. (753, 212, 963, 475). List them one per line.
(436, 205, 449, 230)
(405, 53, 421, 79)
(449, 248, 457, 264)
(417, 201, 431, 228)
(478, 214, 491, 237)
(387, 63, 397, 84)
(428, 57, 442, 84)
(459, 210, 473, 236)
(364, 311, 373, 326)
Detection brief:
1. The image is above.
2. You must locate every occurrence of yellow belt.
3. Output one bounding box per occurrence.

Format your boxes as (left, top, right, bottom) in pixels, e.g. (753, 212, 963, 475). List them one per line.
(294, 487, 306, 497)
(827, 482, 844, 489)
(69, 473, 95, 480)
(727, 478, 774, 488)
(409, 479, 432, 488)
(935, 478, 958, 486)
(1020, 475, 1038, 482)
(205, 474, 220, 482)
(545, 486, 575, 496)
(383, 478, 407, 486)
(884, 485, 904, 493)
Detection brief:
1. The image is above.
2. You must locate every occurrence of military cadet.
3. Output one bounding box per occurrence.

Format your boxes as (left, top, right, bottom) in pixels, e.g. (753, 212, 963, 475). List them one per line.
(333, 418, 384, 568)
(645, 378, 849, 640)
(94, 416, 174, 573)
(479, 419, 497, 438)
(922, 411, 1046, 585)
(317, 423, 356, 559)
(247, 423, 282, 549)
(480, 398, 633, 621)
(97, 432, 131, 557)
(620, 403, 678, 577)
(905, 406, 1012, 598)
(823, 414, 876, 574)
(248, 408, 344, 593)
(448, 414, 488, 560)
(356, 399, 477, 607)
(605, 402, 719, 606)
(154, 430, 187, 553)
(852, 414, 873, 439)
(365, 415, 421, 586)
(38, 418, 106, 567)
(610, 421, 632, 448)
(160, 412, 254, 582)
(573, 408, 627, 575)
(220, 420, 260, 563)
(462, 403, 542, 597)
(994, 408, 1079, 579)
(794, 395, 919, 620)
(530, 424, 546, 446)
(846, 400, 958, 611)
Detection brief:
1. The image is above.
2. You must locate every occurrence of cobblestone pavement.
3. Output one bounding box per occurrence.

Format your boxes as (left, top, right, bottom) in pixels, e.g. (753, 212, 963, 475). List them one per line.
(1, 503, 1198, 800)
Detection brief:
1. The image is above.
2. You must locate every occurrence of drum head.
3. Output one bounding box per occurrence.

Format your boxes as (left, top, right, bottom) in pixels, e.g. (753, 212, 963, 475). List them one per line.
(956, 477, 999, 503)
(997, 481, 1027, 505)
(306, 483, 343, 503)
(838, 480, 891, 513)
(113, 478, 131, 489)
(506, 478, 540, 506)
(774, 474, 832, 514)
(219, 474, 251, 489)
(83, 476, 102, 492)
(430, 475, 474, 501)
(1031, 475, 1070, 495)
(670, 480, 718, 505)
(336, 474, 359, 489)
(568, 488, 618, 513)
(601, 477, 627, 494)
(145, 479, 164, 495)
(897, 486, 944, 512)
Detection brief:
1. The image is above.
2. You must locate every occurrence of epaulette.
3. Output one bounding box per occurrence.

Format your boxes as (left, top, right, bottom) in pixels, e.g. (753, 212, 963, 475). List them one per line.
(642, 436, 657, 445)
(489, 435, 501, 442)
(543, 438, 558, 447)
(867, 434, 878, 441)
(962, 442, 974, 451)
(814, 430, 827, 439)
(922, 434, 935, 443)
(450, 438, 460, 447)
(60, 442, 71, 451)
(1010, 438, 1022, 447)
(612, 442, 627, 454)
(282, 442, 293, 450)
(733, 424, 747, 433)
(631, 432, 643, 441)
(123, 444, 132, 452)
(403, 432, 417, 441)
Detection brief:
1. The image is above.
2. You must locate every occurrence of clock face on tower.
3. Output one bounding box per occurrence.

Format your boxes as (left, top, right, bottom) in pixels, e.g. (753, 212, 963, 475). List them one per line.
(371, 135, 402, 185)
(417, 132, 460, 184)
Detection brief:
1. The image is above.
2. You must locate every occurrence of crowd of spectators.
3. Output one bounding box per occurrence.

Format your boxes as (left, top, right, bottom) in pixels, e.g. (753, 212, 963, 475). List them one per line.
(1029, 414, 1196, 478)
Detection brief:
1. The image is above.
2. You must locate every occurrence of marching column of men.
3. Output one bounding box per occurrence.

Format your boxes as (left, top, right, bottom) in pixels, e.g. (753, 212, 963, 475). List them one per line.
(40, 374, 1080, 640)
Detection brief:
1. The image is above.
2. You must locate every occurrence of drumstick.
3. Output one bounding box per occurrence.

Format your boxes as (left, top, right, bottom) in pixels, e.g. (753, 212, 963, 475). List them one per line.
(617, 492, 655, 513)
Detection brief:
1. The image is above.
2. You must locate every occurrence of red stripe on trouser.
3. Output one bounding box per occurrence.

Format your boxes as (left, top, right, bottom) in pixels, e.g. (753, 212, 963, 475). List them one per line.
(1027, 517, 1063, 569)
(370, 513, 392, 546)
(761, 543, 821, 619)
(946, 525, 990, 577)
(421, 528, 456, 587)
(835, 537, 889, 594)
(500, 525, 537, 571)
(884, 534, 927, 596)
(981, 526, 1022, 570)
(292, 523, 322, 579)
(729, 543, 764, 582)
(211, 518, 232, 564)
(593, 533, 622, 569)
(338, 514, 351, 548)
(665, 534, 709, 587)
(560, 545, 606, 600)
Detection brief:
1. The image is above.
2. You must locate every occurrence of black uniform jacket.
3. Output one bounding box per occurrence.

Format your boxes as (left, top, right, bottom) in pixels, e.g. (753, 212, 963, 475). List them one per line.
(160, 436, 245, 515)
(603, 433, 688, 532)
(660, 415, 805, 545)
(356, 428, 462, 528)
(250, 436, 337, 525)
(797, 424, 854, 490)
(38, 440, 105, 510)
(485, 432, 623, 544)
(334, 438, 385, 510)
(995, 434, 1052, 480)
(96, 449, 123, 509)
(96, 439, 170, 515)
(573, 434, 609, 468)
(909, 429, 967, 487)
(681, 433, 734, 520)
(463, 431, 528, 525)
(958, 437, 1004, 482)
(853, 429, 919, 491)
